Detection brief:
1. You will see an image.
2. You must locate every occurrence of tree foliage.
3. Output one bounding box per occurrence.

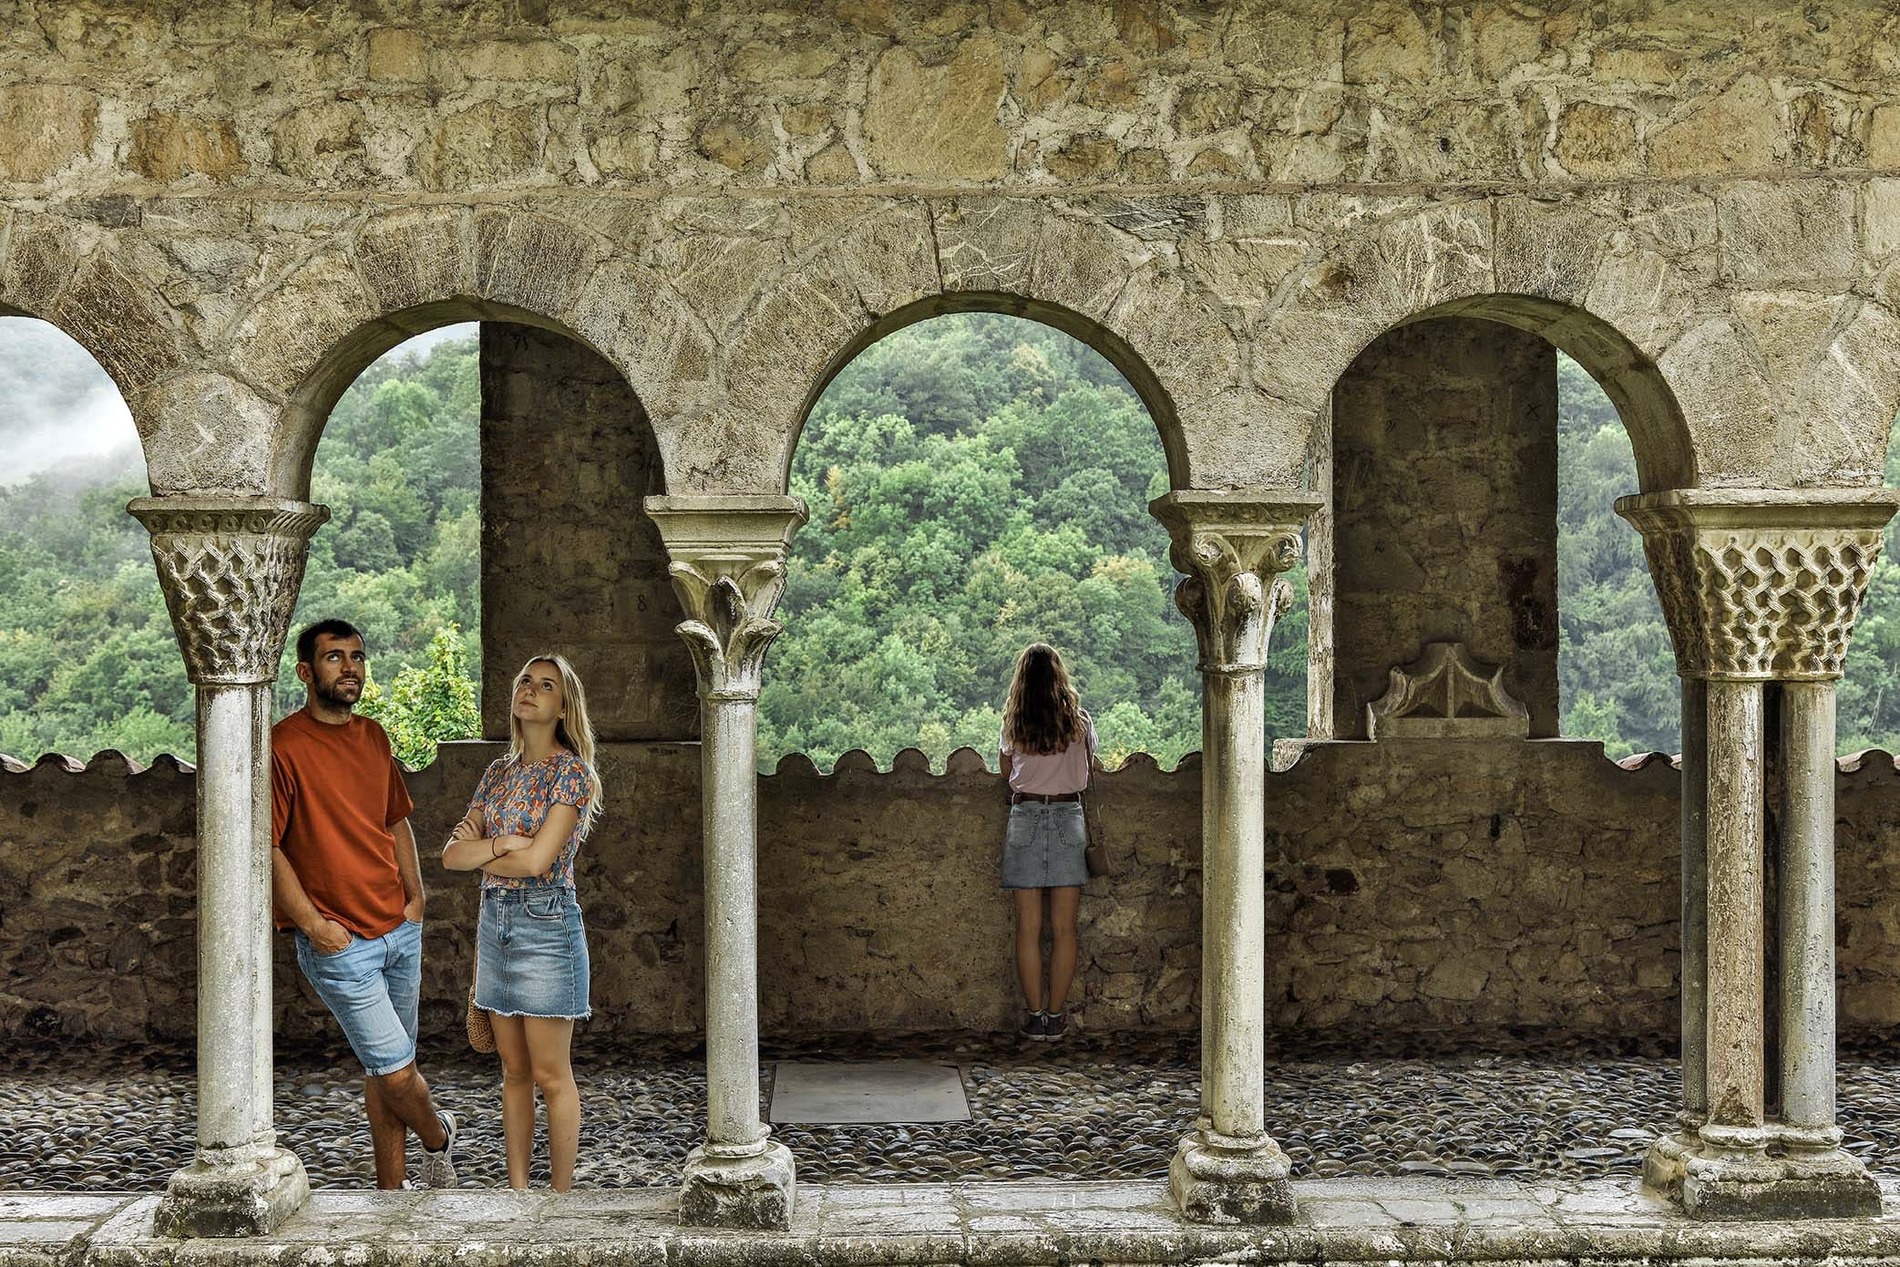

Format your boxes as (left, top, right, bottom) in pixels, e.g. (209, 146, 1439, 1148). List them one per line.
(7, 322, 1900, 770)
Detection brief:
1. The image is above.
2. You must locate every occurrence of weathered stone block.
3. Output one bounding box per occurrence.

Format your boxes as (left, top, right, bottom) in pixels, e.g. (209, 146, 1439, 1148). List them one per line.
(862, 37, 1008, 181)
(1717, 180, 1857, 286)
(0, 84, 98, 182)
(366, 28, 429, 82)
(129, 113, 246, 183)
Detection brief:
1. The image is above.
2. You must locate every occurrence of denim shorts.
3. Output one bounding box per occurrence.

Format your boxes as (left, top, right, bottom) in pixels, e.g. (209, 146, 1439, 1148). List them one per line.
(475, 886, 591, 1020)
(294, 918, 422, 1077)
(1001, 801, 1089, 890)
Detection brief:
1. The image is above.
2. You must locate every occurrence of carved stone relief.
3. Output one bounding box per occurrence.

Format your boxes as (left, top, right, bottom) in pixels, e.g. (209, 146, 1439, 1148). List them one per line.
(1366, 641, 1531, 740)
(644, 495, 808, 701)
(127, 497, 330, 687)
(1617, 491, 1898, 682)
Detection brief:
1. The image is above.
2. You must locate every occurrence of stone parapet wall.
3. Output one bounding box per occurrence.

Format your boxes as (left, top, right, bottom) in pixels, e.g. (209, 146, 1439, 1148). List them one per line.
(8, 737, 1900, 1047)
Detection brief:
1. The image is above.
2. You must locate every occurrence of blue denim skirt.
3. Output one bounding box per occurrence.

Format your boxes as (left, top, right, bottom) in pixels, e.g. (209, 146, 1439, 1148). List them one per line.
(1001, 801, 1089, 890)
(475, 886, 591, 1020)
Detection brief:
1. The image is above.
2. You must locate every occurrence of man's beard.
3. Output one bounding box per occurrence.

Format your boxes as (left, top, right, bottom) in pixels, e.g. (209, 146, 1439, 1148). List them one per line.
(315, 678, 361, 710)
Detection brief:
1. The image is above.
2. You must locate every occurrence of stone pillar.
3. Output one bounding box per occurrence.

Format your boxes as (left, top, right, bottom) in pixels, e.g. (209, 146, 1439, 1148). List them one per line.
(129, 496, 327, 1238)
(1151, 489, 1320, 1225)
(1618, 488, 1894, 1220)
(645, 493, 805, 1231)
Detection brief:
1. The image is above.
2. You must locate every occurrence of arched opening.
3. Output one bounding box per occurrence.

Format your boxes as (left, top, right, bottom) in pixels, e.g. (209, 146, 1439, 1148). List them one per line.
(766, 310, 1197, 771)
(0, 316, 189, 765)
(277, 305, 692, 762)
(1310, 300, 1690, 747)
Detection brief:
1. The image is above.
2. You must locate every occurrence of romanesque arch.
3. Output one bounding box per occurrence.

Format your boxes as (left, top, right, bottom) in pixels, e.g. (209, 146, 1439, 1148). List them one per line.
(704, 199, 1239, 495)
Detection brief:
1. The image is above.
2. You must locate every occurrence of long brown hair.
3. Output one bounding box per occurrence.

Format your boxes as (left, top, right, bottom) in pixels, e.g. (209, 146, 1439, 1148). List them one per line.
(1003, 643, 1084, 755)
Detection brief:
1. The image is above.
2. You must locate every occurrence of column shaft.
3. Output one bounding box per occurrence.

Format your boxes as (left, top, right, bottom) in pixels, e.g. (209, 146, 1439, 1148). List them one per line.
(1703, 679, 1766, 1134)
(1202, 666, 1265, 1139)
(195, 685, 273, 1157)
(702, 694, 766, 1148)
(1680, 678, 1709, 1121)
(1779, 681, 1837, 1131)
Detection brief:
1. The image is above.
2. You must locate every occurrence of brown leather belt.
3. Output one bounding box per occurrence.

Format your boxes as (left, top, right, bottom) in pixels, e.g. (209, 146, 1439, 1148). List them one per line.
(1012, 792, 1081, 804)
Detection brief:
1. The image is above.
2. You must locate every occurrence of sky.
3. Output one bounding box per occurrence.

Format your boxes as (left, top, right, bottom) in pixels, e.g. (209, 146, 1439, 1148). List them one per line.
(0, 319, 478, 486)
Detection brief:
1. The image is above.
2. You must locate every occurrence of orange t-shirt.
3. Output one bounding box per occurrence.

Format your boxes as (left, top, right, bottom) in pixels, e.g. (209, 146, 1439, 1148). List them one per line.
(270, 709, 415, 939)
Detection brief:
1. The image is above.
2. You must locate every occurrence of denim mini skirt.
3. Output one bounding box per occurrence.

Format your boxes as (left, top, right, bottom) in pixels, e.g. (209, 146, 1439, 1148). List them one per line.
(475, 885, 592, 1020)
(1001, 801, 1089, 890)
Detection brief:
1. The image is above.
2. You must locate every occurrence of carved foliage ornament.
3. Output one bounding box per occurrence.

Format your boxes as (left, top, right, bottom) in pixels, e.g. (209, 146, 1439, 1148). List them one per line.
(645, 496, 807, 703)
(666, 558, 789, 702)
(1617, 492, 1897, 682)
(128, 498, 330, 686)
(1366, 641, 1530, 740)
(1171, 530, 1300, 673)
(1150, 491, 1318, 676)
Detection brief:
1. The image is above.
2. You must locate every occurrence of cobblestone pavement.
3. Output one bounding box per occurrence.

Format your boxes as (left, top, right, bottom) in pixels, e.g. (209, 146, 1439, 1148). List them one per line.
(2, 1034, 1895, 1190)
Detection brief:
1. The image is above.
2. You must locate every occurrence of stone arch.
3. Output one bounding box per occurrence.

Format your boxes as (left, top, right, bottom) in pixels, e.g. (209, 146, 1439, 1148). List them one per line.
(1371, 293, 1694, 493)
(184, 205, 704, 499)
(0, 213, 193, 461)
(788, 291, 1190, 491)
(705, 199, 1241, 495)
(1252, 197, 1739, 494)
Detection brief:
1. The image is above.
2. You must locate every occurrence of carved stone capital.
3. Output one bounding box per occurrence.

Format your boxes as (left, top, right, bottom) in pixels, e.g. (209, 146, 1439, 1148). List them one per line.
(644, 495, 808, 702)
(128, 497, 331, 687)
(1150, 490, 1321, 674)
(1616, 489, 1899, 682)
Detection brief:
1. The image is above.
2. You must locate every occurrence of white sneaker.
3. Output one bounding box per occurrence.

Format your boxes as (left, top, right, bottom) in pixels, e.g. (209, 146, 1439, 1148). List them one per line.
(418, 1110, 458, 1189)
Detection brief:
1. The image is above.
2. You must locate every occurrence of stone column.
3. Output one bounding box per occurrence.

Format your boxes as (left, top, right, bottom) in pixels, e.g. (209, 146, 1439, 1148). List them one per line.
(646, 494, 805, 1231)
(1618, 488, 1893, 1220)
(1151, 489, 1320, 1225)
(128, 496, 328, 1238)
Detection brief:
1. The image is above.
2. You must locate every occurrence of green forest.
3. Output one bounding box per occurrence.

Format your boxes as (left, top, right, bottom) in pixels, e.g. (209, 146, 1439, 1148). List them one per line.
(4, 315, 1900, 768)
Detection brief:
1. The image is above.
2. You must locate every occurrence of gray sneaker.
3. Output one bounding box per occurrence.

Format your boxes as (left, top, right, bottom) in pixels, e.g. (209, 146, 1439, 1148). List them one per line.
(1018, 1010, 1048, 1039)
(418, 1110, 458, 1189)
(1043, 1011, 1069, 1041)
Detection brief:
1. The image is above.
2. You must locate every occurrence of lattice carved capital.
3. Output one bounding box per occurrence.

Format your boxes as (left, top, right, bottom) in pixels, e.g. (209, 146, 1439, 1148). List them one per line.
(128, 497, 331, 686)
(1151, 490, 1320, 674)
(1616, 489, 1899, 682)
(645, 495, 808, 702)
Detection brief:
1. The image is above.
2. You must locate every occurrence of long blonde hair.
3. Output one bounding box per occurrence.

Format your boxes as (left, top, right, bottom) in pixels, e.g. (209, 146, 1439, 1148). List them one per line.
(508, 653, 603, 838)
(1003, 642, 1085, 755)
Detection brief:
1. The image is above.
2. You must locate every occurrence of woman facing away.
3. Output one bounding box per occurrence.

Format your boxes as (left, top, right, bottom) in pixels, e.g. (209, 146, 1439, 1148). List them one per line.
(999, 642, 1097, 1042)
(441, 653, 603, 1191)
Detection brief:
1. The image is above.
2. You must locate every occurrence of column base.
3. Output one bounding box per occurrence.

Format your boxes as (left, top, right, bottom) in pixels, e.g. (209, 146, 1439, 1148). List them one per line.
(1641, 1128, 1698, 1200)
(1169, 1129, 1294, 1225)
(1646, 1128, 1880, 1219)
(679, 1140, 796, 1230)
(153, 1147, 308, 1238)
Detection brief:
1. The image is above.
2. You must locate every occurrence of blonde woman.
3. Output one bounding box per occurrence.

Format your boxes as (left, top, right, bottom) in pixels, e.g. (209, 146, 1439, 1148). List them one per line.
(999, 642, 1095, 1042)
(442, 654, 602, 1191)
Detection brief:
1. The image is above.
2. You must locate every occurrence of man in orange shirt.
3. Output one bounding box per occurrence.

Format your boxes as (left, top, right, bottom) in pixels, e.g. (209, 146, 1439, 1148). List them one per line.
(272, 619, 460, 1189)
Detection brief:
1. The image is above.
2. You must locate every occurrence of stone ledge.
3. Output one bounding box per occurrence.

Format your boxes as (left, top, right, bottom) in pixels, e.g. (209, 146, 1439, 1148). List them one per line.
(5, 1178, 1900, 1267)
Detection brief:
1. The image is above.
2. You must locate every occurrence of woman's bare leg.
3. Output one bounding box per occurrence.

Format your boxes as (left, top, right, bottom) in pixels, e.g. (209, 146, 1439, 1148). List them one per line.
(525, 1016, 579, 1191)
(491, 1014, 535, 1190)
(1047, 885, 1082, 1013)
(1012, 888, 1045, 1011)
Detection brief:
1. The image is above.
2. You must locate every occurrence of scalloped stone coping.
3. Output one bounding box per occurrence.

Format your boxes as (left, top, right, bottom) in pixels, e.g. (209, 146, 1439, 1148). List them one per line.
(9, 743, 1900, 781)
(9, 1177, 1900, 1267)
(0, 752, 196, 775)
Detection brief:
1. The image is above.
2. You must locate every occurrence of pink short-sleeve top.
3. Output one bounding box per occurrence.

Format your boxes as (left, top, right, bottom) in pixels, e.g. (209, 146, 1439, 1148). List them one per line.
(1000, 712, 1096, 795)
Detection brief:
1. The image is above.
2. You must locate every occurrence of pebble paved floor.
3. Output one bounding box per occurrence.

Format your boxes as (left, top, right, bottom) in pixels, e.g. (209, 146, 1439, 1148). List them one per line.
(4, 1034, 1896, 1190)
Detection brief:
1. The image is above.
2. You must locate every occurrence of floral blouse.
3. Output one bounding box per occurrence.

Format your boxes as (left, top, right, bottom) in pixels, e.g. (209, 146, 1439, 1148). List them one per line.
(467, 752, 593, 890)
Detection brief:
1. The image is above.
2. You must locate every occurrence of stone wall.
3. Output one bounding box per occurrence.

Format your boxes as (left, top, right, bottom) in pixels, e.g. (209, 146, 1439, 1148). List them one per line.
(478, 323, 697, 742)
(10, 737, 1900, 1047)
(1326, 318, 1559, 739)
(3, 3, 1898, 508)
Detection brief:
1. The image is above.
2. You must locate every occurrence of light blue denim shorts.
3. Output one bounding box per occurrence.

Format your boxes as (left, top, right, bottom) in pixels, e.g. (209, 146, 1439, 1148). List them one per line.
(294, 918, 423, 1077)
(1002, 801, 1089, 890)
(475, 886, 591, 1020)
